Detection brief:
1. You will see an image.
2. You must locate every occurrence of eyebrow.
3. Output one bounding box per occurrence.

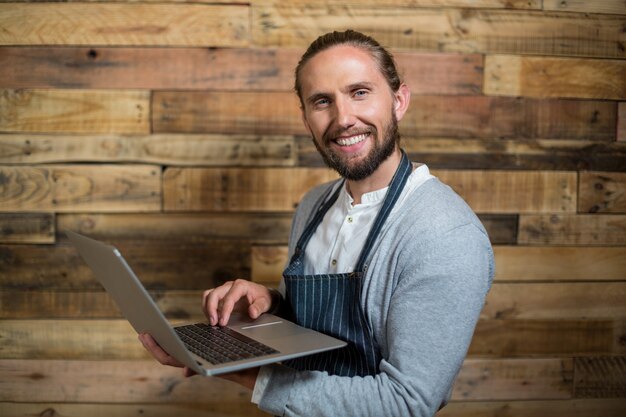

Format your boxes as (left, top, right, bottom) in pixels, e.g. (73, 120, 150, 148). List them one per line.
(304, 81, 376, 106)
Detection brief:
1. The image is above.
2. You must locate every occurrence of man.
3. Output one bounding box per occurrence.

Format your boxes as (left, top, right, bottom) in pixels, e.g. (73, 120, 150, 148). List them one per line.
(140, 30, 494, 416)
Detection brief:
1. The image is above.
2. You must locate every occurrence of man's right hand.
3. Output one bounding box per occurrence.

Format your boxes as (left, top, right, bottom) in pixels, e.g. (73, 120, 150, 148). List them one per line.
(202, 279, 274, 326)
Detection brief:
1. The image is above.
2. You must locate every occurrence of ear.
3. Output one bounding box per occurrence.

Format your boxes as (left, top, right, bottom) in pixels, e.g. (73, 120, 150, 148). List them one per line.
(392, 84, 411, 122)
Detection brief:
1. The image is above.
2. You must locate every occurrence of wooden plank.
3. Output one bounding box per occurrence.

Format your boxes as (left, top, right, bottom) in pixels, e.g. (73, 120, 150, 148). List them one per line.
(0, 89, 150, 134)
(453, 357, 573, 400)
(574, 356, 626, 398)
(434, 170, 576, 214)
(0, 212, 54, 244)
(519, 214, 626, 245)
(251, 7, 626, 58)
(0, 403, 268, 417)
(0, 134, 297, 166)
(254, 0, 542, 7)
(0, 4, 249, 47)
(3, 318, 622, 359)
(469, 320, 624, 357)
(299, 137, 626, 172)
(153, 91, 304, 135)
(482, 282, 626, 319)
(162, 167, 339, 212)
(57, 213, 293, 243)
(163, 167, 576, 213)
(439, 399, 626, 417)
(402, 96, 616, 140)
(0, 47, 482, 95)
(0, 165, 161, 212)
(619, 102, 626, 142)
(543, 0, 626, 15)
(0, 290, 205, 320)
(484, 55, 626, 100)
(251, 246, 289, 284)
(0, 239, 251, 291)
(154, 91, 616, 140)
(494, 246, 626, 281)
(0, 357, 574, 402)
(579, 172, 626, 213)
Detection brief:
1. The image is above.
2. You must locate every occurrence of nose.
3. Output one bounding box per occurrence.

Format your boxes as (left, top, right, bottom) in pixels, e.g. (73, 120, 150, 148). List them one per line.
(333, 97, 357, 129)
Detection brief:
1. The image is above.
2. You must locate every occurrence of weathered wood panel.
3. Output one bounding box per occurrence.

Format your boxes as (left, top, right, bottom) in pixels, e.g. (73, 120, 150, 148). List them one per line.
(484, 55, 626, 100)
(0, 165, 161, 212)
(251, 246, 289, 283)
(0, 89, 150, 134)
(494, 246, 626, 281)
(0, 240, 251, 291)
(154, 92, 616, 140)
(0, 213, 54, 244)
(543, 0, 626, 15)
(482, 283, 626, 319)
(3, 319, 622, 359)
(152, 91, 304, 135)
(452, 358, 573, 400)
(619, 102, 626, 142)
(574, 356, 626, 398)
(439, 399, 626, 416)
(0, 47, 483, 95)
(252, 7, 626, 58)
(0, 134, 296, 166)
(299, 137, 626, 172)
(579, 172, 626, 214)
(0, 358, 576, 402)
(0, 403, 268, 417)
(0, 290, 205, 320)
(0, 4, 248, 46)
(162, 167, 339, 212)
(470, 320, 624, 357)
(58, 213, 293, 242)
(163, 167, 576, 213)
(519, 214, 626, 245)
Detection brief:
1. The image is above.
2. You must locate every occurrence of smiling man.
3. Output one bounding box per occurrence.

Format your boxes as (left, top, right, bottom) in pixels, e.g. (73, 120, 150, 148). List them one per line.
(140, 30, 494, 416)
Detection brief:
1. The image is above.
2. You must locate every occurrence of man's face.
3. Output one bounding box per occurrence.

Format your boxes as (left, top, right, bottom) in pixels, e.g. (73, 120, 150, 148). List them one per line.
(298, 45, 409, 181)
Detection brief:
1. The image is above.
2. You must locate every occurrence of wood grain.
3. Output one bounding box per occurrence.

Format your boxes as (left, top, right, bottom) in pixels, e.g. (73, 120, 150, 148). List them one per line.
(0, 165, 161, 212)
(0, 213, 54, 244)
(519, 214, 626, 245)
(578, 172, 626, 213)
(0, 3, 248, 46)
(484, 55, 626, 100)
(438, 399, 626, 417)
(0, 239, 251, 291)
(542, 0, 626, 15)
(252, 6, 626, 58)
(0, 134, 297, 166)
(619, 102, 626, 142)
(574, 356, 626, 398)
(0, 357, 578, 402)
(162, 167, 339, 212)
(0, 89, 150, 134)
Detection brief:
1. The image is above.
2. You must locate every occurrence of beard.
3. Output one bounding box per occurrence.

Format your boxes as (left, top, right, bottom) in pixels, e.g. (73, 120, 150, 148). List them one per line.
(313, 111, 400, 181)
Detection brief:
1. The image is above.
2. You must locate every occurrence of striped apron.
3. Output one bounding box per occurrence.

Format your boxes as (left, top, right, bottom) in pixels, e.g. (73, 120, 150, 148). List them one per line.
(282, 151, 412, 377)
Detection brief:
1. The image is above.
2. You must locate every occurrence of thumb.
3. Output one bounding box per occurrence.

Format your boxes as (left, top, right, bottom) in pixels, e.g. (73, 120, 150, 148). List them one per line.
(248, 297, 271, 319)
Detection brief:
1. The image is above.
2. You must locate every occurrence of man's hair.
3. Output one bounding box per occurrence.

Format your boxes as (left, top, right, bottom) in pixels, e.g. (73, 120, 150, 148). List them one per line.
(294, 30, 402, 105)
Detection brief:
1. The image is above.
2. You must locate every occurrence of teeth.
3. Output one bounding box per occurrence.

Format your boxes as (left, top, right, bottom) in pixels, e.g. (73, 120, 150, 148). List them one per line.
(336, 133, 368, 146)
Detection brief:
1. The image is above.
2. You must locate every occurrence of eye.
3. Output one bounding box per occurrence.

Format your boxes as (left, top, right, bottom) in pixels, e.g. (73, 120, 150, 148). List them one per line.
(313, 97, 330, 108)
(353, 89, 369, 99)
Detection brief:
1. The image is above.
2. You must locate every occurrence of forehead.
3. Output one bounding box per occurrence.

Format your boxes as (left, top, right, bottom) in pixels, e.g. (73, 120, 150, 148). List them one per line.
(299, 45, 387, 94)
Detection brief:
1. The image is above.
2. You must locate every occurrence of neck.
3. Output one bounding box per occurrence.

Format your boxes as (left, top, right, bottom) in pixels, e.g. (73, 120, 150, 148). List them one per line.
(347, 148, 402, 205)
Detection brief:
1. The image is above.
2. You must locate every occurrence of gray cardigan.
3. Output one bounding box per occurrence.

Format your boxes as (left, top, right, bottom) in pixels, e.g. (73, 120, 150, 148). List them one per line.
(258, 177, 494, 416)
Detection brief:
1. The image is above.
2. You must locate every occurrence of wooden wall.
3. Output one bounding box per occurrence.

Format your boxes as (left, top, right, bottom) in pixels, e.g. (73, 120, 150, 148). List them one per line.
(1, 1, 625, 415)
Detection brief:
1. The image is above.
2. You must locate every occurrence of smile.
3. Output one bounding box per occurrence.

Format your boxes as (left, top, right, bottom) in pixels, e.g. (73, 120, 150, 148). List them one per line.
(335, 133, 369, 147)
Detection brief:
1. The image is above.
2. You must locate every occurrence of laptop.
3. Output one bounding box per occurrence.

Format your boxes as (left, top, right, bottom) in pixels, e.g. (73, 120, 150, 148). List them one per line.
(67, 230, 346, 376)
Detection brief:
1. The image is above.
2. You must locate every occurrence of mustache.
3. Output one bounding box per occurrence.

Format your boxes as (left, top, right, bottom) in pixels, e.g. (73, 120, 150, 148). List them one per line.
(322, 127, 377, 143)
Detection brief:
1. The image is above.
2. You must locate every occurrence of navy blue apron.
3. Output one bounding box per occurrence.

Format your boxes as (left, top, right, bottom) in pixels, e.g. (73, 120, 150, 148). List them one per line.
(282, 151, 412, 377)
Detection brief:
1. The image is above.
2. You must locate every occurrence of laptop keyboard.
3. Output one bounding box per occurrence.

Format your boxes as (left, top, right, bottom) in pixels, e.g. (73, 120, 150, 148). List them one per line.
(174, 323, 280, 365)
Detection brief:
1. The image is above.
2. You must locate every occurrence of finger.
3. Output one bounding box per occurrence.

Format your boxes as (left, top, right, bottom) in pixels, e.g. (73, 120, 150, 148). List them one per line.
(218, 279, 251, 326)
(138, 333, 183, 368)
(248, 291, 271, 319)
(204, 282, 233, 325)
